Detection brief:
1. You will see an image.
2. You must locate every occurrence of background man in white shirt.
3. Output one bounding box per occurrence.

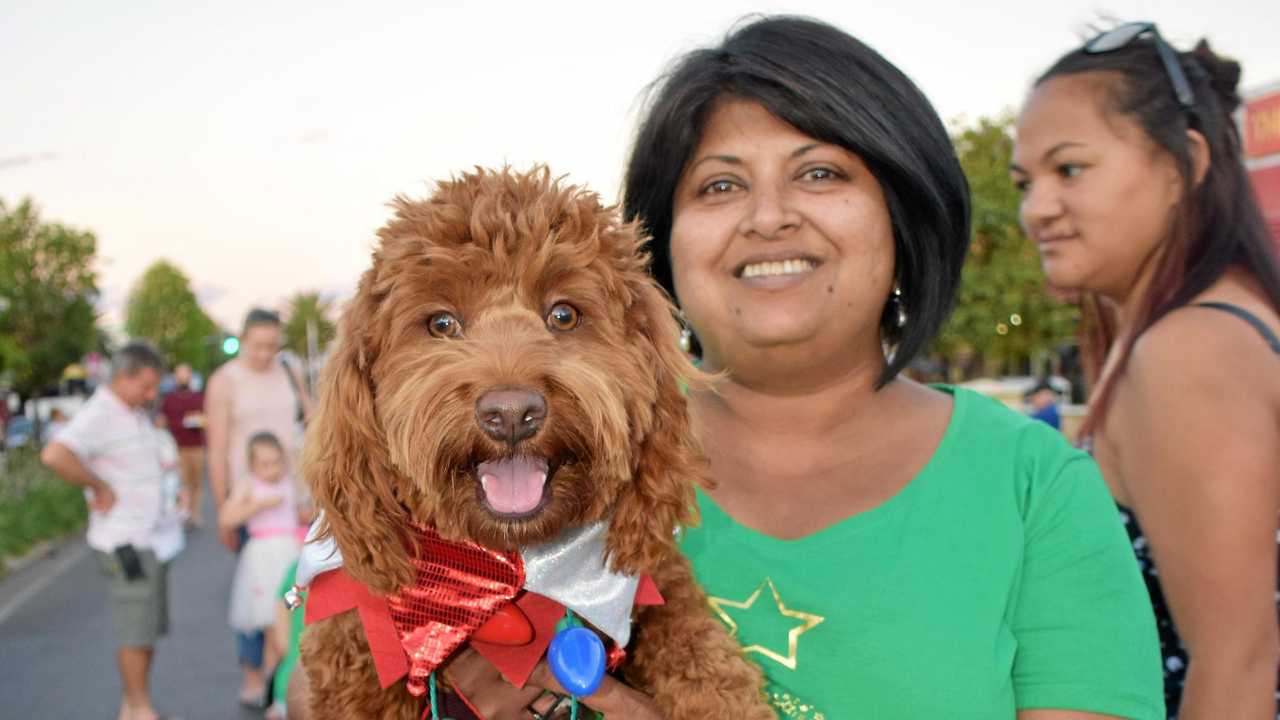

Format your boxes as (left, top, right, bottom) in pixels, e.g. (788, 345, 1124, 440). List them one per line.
(41, 341, 172, 720)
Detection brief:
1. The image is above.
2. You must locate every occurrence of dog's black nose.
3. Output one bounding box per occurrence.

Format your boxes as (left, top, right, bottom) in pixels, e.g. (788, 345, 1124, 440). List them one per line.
(476, 388, 547, 445)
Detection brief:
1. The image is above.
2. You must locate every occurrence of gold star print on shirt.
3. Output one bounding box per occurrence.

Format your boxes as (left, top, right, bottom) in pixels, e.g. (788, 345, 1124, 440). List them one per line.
(707, 577, 825, 671)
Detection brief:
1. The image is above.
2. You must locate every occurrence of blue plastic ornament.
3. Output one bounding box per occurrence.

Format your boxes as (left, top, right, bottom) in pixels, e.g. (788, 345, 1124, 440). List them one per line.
(548, 626, 606, 696)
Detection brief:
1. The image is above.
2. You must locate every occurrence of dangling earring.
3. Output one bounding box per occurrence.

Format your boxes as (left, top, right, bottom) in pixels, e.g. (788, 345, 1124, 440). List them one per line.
(679, 328, 693, 354)
(892, 284, 907, 328)
(677, 312, 694, 354)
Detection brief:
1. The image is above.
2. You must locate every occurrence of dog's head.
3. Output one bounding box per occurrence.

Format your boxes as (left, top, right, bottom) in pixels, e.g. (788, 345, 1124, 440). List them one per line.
(305, 167, 705, 593)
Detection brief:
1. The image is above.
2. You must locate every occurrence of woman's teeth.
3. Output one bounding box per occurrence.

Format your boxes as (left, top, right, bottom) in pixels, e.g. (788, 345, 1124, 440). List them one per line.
(741, 259, 816, 279)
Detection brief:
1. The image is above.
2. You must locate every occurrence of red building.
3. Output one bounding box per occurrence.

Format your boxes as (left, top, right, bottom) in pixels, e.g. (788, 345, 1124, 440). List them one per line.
(1244, 81, 1280, 251)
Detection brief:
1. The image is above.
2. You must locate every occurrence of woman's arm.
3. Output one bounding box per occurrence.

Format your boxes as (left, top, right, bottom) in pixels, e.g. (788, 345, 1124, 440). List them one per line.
(205, 369, 239, 549)
(441, 649, 664, 719)
(1110, 313, 1280, 720)
(1009, 430, 1164, 718)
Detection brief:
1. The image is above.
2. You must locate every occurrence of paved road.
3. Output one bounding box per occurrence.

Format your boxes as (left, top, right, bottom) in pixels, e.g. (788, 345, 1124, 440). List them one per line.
(0, 494, 270, 720)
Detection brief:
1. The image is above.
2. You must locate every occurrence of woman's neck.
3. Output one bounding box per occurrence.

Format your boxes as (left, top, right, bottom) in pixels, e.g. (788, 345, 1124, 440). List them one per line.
(240, 357, 275, 375)
(694, 351, 889, 440)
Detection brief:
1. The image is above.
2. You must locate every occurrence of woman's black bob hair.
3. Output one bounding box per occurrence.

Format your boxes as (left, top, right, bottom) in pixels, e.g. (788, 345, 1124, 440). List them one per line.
(622, 15, 971, 387)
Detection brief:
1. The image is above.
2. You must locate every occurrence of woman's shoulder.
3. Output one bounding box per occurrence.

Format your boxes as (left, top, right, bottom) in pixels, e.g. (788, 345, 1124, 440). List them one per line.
(945, 385, 1075, 450)
(935, 386, 1091, 489)
(207, 359, 243, 388)
(1125, 284, 1279, 412)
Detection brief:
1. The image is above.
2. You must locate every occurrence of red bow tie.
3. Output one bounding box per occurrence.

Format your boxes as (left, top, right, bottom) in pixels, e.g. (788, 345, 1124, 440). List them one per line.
(305, 523, 664, 695)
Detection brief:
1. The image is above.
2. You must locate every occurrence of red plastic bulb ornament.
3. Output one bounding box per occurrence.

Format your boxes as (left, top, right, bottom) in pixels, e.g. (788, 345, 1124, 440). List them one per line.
(472, 602, 535, 646)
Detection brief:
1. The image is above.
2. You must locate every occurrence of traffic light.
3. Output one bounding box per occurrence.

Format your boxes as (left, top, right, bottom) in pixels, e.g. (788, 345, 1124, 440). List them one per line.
(222, 336, 240, 355)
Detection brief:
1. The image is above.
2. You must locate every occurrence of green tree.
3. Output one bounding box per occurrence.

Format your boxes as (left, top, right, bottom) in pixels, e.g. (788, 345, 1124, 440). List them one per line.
(124, 260, 221, 373)
(0, 198, 100, 398)
(934, 114, 1079, 378)
(283, 291, 336, 389)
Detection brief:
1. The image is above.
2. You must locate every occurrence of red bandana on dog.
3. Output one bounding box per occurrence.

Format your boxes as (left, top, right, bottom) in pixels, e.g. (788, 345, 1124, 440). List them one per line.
(304, 523, 663, 696)
(307, 524, 521, 695)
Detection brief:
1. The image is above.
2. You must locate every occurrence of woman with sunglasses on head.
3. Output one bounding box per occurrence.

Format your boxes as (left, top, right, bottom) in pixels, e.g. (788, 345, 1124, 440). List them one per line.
(1012, 22, 1280, 719)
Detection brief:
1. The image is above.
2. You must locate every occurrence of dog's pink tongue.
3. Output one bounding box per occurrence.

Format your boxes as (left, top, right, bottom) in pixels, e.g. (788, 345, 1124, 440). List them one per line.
(478, 457, 548, 514)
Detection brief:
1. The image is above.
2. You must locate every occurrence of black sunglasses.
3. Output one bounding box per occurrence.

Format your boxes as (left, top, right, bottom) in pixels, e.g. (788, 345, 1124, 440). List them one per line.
(1084, 22, 1195, 109)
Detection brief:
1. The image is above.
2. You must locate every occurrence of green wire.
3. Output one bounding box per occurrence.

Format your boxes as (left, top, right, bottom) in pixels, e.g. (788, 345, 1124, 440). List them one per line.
(428, 671, 454, 720)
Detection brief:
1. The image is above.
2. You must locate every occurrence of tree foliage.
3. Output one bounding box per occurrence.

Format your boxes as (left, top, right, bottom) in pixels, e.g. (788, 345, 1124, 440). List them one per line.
(124, 260, 221, 373)
(0, 198, 100, 397)
(283, 291, 336, 361)
(934, 114, 1078, 376)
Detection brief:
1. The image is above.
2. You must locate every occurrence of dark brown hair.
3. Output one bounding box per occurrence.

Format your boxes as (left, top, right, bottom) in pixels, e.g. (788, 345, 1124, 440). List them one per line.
(1037, 35, 1280, 435)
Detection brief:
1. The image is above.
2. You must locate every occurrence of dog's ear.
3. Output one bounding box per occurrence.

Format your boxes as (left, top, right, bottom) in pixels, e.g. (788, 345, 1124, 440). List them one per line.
(606, 275, 708, 576)
(303, 280, 416, 593)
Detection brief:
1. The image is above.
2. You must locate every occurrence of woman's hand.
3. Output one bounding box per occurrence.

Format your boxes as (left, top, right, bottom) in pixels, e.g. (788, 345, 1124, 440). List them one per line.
(526, 661, 664, 719)
(444, 649, 664, 720)
(443, 649, 544, 719)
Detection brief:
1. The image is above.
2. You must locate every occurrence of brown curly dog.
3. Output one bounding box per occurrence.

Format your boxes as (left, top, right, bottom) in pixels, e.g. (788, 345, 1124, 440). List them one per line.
(299, 166, 772, 719)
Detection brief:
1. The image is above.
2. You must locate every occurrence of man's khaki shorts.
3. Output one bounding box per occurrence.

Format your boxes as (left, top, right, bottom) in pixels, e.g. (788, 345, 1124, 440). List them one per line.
(94, 548, 169, 648)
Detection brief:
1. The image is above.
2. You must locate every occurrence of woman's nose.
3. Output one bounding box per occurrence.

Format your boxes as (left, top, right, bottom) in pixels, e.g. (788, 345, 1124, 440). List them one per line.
(741, 185, 800, 239)
(1020, 181, 1064, 231)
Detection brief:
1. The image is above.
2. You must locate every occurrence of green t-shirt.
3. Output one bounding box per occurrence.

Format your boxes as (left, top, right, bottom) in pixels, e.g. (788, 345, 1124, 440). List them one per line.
(274, 560, 304, 707)
(679, 387, 1163, 719)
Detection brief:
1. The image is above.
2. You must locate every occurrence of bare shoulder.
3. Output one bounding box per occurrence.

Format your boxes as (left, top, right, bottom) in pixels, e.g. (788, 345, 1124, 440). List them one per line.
(1110, 275, 1280, 449)
(206, 361, 235, 394)
(1126, 286, 1279, 405)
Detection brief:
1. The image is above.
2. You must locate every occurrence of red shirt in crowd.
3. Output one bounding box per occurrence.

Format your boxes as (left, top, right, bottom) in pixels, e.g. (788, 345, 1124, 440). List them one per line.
(160, 386, 205, 448)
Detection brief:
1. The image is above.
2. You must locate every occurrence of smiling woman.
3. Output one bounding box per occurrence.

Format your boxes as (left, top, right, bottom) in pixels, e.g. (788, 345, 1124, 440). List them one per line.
(610, 14, 1166, 720)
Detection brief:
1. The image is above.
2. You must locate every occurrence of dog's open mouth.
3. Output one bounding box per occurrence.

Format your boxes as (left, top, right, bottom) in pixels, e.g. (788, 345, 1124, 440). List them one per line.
(475, 456, 553, 519)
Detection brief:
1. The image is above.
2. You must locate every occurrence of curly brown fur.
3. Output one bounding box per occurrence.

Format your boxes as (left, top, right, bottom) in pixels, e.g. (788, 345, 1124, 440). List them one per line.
(301, 167, 772, 719)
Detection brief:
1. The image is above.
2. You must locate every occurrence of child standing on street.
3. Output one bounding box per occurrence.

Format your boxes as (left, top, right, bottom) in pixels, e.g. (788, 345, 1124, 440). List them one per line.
(220, 431, 302, 707)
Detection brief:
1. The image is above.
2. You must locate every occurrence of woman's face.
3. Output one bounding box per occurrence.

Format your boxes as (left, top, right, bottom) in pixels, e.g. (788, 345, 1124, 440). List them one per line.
(241, 323, 282, 372)
(669, 99, 896, 376)
(1011, 74, 1184, 301)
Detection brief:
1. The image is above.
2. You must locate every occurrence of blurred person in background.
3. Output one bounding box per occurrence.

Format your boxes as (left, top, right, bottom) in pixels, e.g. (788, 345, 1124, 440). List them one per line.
(1013, 22, 1280, 718)
(40, 341, 177, 720)
(160, 363, 206, 527)
(206, 308, 311, 708)
(1024, 379, 1062, 430)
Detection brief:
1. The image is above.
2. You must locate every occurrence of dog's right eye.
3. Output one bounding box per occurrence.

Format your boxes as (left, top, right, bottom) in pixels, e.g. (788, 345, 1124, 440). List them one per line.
(546, 303, 581, 332)
(427, 312, 462, 338)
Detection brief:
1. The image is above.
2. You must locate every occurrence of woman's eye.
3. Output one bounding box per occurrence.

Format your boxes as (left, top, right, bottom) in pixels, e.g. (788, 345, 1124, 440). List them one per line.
(546, 303, 581, 332)
(802, 167, 840, 181)
(701, 179, 738, 195)
(1012, 177, 1030, 193)
(1058, 163, 1084, 179)
(427, 312, 462, 338)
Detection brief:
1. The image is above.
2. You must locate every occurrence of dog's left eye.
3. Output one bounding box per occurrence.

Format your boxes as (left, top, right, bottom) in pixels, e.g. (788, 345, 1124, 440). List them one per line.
(546, 303, 581, 332)
(427, 312, 462, 338)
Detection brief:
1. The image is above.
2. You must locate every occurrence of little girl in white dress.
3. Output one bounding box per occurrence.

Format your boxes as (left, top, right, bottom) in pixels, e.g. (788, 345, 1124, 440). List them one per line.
(221, 431, 302, 638)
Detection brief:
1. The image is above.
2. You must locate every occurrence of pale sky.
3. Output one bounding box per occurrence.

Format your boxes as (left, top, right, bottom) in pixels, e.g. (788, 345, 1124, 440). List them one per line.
(3, 0, 1278, 334)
